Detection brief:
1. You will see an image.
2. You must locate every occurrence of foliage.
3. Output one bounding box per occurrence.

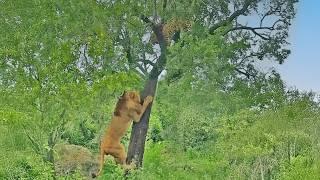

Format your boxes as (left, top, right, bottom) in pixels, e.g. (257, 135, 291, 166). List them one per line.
(119, 98, 320, 179)
(2, 0, 319, 179)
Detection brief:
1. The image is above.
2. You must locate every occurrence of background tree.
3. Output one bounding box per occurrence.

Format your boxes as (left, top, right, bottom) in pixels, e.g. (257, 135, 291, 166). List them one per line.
(0, 1, 142, 177)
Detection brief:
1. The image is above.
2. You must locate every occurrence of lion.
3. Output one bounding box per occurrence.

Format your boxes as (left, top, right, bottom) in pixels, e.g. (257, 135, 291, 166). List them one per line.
(97, 91, 153, 176)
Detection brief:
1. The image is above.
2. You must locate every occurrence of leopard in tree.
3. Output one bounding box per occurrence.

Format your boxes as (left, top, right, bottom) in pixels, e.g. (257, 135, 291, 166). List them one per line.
(150, 18, 192, 45)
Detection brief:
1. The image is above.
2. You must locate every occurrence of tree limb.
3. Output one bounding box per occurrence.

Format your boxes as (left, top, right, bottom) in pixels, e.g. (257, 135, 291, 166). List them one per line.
(209, 0, 254, 34)
(226, 26, 271, 40)
(140, 14, 167, 77)
(235, 67, 255, 78)
(136, 63, 148, 75)
(139, 59, 155, 66)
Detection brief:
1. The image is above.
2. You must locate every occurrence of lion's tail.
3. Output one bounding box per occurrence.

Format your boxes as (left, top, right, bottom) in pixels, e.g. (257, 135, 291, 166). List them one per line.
(96, 141, 105, 177)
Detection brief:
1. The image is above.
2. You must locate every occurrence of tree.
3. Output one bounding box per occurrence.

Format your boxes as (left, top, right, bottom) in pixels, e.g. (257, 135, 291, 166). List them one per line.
(108, 0, 298, 167)
(0, 0, 140, 168)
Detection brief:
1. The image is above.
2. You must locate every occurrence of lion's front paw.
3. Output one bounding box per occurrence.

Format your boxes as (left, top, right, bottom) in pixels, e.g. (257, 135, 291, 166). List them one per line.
(145, 96, 153, 104)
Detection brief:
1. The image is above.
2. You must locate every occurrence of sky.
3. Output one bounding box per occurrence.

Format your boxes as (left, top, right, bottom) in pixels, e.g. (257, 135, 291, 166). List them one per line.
(277, 1, 320, 92)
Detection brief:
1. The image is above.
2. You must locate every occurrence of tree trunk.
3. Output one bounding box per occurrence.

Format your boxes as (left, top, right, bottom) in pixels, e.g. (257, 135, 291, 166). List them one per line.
(126, 20, 165, 167)
(126, 78, 158, 167)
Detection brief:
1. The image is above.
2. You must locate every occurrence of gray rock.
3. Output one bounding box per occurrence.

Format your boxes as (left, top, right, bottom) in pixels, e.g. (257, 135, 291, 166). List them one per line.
(53, 144, 99, 179)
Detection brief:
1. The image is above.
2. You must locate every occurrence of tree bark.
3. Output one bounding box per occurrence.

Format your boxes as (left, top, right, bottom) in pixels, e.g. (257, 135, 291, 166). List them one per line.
(126, 20, 165, 168)
(126, 78, 158, 167)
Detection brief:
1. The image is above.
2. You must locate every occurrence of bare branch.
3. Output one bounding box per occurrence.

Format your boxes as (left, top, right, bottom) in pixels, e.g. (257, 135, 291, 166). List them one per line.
(226, 26, 271, 40)
(260, 1, 286, 26)
(235, 67, 255, 78)
(136, 63, 148, 75)
(209, 0, 254, 34)
(226, 16, 286, 41)
(139, 59, 155, 66)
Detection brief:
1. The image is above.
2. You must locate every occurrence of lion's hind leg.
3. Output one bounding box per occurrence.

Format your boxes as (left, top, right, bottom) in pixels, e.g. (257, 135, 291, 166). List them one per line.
(108, 143, 126, 165)
(113, 144, 136, 170)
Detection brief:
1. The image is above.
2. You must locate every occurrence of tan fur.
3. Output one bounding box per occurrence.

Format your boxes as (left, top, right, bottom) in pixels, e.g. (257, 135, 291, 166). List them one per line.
(97, 91, 153, 176)
(151, 18, 192, 44)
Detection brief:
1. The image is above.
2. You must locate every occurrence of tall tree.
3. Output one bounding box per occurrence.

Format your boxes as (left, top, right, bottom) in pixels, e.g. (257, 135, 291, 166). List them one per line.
(94, 0, 298, 166)
(0, 0, 138, 166)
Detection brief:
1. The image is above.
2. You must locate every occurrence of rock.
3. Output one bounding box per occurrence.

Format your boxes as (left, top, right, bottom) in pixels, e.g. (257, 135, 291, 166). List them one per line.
(53, 144, 99, 179)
